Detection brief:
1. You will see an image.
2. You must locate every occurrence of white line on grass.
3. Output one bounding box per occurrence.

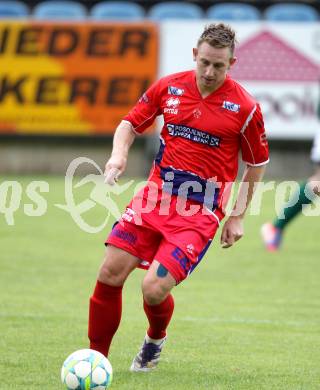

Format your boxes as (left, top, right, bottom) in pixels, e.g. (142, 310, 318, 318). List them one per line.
(181, 316, 320, 328)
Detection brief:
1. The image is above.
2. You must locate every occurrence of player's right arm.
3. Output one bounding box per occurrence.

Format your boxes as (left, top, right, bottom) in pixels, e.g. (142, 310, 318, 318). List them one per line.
(105, 79, 163, 185)
(104, 120, 136, 185)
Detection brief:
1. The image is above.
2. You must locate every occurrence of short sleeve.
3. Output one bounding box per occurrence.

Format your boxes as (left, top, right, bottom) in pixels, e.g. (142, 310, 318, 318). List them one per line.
(123, 80, 162, 134)
(240, 104, 269, 166)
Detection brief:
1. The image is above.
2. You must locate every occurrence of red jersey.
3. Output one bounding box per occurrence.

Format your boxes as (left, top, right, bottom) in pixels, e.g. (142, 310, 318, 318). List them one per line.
(124, 70, 269, 221)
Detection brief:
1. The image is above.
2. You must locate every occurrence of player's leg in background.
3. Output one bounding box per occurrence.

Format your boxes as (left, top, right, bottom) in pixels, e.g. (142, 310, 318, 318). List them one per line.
(308, 130, 320, 196)
(88, 245, 140, 357)
(273, 178, 316, 229)
(261, 178, 318, 251)
(308, 164, 320, 195)
(261, 133, 320, 251)
(261, 169, 320, 251)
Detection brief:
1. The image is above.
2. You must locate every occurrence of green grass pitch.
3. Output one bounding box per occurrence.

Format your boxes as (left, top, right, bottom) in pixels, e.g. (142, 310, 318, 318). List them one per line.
(1, 175, 320, 389)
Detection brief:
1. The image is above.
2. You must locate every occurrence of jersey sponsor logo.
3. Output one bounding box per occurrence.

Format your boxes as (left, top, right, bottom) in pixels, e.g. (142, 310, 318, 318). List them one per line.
(166, 123, 221, 147)
(168, 86, 184, 96)
(222, 100, 240, 113)
(164, 97, 180, 114)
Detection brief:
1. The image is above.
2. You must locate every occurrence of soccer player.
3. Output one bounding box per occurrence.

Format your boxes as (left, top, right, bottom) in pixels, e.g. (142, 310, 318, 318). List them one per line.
(261, 132, 320, 251)
(88, 23, 269, 371)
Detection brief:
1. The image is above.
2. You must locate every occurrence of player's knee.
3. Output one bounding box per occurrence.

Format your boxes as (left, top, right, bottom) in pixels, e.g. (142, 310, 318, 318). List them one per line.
(98, 262, 124, 286)
(97, 245, 138, 286)
(307, 177, 320, 195)
(142, 279, 168, 305)
(98, 254, 126, 287)
(313, 184, 320, 196)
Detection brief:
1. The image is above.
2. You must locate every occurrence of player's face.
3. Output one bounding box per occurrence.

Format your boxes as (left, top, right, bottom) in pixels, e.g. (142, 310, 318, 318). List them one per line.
(193, 42, 236, 95)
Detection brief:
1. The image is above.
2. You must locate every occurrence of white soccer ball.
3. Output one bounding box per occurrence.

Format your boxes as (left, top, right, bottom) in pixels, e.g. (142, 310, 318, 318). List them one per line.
(61, 349, 112, 389)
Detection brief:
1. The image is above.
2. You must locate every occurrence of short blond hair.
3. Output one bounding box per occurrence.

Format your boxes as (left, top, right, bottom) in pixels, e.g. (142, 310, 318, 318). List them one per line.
(197, 23, 237, 55)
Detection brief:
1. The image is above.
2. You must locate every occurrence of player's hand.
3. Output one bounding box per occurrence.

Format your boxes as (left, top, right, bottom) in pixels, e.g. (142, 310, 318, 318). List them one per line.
(104, 155, 126, 185)
(220, 216, 244, 249)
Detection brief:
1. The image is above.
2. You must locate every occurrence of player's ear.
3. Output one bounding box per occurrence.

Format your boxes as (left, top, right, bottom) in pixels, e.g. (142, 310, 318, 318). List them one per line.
(229, 57, 237, 68)
(192, 47, 198, 61)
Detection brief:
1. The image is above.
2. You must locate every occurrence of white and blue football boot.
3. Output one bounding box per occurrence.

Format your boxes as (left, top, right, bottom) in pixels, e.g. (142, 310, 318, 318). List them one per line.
(130, 334, 166, 372)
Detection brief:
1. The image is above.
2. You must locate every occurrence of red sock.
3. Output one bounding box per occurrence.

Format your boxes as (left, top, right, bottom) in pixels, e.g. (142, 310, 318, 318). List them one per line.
(143, 294, 174, 340)
(88, 280, 123, 357)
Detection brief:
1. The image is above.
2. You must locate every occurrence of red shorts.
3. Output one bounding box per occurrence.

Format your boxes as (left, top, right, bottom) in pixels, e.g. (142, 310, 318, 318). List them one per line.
(105, 188, 220, 284)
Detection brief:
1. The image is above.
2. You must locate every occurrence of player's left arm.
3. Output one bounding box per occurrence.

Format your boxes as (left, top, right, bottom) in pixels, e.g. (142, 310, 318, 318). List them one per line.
(220, 164, 266, 248)
(220, 103, 269, 248)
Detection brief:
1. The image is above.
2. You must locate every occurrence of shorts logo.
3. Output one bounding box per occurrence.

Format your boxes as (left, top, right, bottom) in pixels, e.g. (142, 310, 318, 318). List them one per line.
(186, 244, 195, 256)
(121, 207, 135, 223)
(110, 226, 137, 245)
(222, 101, 240, 113)
(168, 86, 184, 96)
(261, 132, 268, 145)
(171, 247, 191, 274)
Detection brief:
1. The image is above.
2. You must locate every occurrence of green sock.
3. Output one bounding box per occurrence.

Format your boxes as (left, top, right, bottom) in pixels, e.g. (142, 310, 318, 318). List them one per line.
(274, 182, 316, 230)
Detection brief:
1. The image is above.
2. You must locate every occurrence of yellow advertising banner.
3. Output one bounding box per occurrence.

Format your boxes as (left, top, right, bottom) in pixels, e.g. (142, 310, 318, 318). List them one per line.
(0, 22, 158, 135)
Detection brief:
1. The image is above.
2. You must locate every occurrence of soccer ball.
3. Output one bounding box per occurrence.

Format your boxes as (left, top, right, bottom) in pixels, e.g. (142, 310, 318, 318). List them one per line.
(61, 349, 112, 389)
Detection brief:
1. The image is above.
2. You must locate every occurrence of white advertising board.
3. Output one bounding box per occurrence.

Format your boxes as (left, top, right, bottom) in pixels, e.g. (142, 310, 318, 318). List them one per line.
(160, 21, 320, 139)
